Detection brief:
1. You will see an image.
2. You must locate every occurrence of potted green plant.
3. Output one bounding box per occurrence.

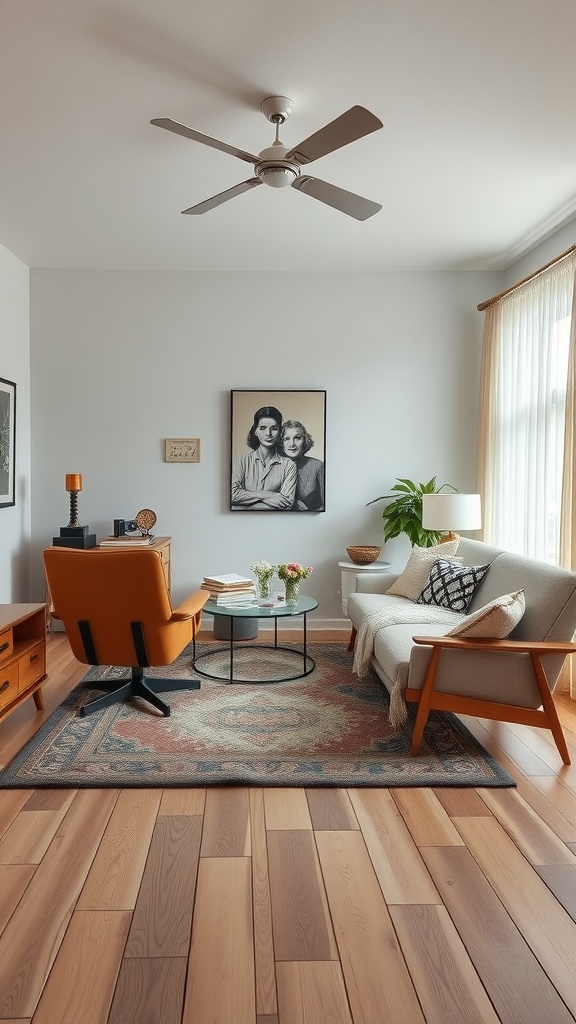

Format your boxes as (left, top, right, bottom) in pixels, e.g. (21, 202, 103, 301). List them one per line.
(367, 476, 456, 548)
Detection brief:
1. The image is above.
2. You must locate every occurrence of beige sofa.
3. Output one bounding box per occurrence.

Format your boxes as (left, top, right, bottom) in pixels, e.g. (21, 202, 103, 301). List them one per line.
(347, 537, 576, 763)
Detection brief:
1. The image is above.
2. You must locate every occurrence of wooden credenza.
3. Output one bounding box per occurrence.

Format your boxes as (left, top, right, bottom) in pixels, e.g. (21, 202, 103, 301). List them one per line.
(0, 603, 47, 723)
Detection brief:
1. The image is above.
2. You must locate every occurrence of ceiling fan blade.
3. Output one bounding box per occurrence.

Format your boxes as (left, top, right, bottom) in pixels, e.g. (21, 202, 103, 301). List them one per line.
(292, 175, 381, 221)
(151, 118, 259, 164)
(285, 106, 383, 166)
(181, 178, 262, 215)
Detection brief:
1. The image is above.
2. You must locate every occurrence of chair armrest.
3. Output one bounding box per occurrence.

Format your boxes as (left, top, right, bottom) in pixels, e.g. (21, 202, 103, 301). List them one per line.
(412, 635, 576, 656)
(171, 590, 210, 621)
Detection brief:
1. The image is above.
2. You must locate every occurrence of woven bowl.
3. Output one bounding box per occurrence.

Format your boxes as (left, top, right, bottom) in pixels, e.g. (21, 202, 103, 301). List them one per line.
(346, 545, 381, 565)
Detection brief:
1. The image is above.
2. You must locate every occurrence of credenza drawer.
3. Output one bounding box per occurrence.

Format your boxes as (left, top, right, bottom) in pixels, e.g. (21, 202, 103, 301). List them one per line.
(0, 662, 19, 711)
(0, 627, 14, 665)
(19, 641, 46, 692)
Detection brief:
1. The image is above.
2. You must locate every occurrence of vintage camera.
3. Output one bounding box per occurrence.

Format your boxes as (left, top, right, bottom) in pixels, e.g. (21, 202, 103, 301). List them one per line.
(114, 518, 138, 536)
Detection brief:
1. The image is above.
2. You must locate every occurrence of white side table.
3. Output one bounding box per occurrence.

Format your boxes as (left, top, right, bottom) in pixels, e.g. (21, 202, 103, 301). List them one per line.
(338, 559, 392, 616)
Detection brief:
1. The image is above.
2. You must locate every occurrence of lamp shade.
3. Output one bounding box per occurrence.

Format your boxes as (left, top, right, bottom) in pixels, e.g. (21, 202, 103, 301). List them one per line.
(422, 493, 482, 532)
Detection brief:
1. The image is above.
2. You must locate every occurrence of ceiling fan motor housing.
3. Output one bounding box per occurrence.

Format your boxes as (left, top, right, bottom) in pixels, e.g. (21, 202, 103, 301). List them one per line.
(255, 142, 300, 188)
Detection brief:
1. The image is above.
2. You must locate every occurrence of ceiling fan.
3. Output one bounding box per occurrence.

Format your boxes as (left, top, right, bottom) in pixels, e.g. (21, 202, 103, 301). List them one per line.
(151, 96, 383, 220)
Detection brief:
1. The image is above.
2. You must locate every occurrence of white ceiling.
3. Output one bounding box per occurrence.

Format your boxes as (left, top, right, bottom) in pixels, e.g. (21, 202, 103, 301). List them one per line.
(2, 0, 576, 272)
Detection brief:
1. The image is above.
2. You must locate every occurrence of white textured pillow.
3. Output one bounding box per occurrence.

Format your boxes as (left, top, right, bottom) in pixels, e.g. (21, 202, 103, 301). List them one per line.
(387, 540, 460, 602)
(445, 590, 525, 638)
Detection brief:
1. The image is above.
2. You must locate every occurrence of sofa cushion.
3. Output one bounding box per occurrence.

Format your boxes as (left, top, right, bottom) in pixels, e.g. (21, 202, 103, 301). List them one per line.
(445, 589, 525, 638)
(417, 559, 490, 613)
(386, 540, 460, 601)
(373, 617, 463, 691)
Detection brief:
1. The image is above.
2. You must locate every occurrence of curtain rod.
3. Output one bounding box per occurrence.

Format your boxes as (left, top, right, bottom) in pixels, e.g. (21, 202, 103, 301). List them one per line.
(477, 242, 576, 311)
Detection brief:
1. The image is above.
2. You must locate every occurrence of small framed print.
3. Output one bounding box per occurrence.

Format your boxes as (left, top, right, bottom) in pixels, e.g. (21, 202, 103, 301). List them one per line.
(165, 437, 200, 463)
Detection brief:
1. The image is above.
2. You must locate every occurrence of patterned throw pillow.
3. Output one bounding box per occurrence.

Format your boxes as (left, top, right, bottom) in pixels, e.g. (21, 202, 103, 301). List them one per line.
(417, 559, 491, 613)
(445, 590, 525, 638)
(386, 540, 460, 602)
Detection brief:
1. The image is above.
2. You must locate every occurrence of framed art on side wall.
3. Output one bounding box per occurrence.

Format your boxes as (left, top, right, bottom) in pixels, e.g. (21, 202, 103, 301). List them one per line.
(0, 377, 16, 509)
(230, 389, 326, 512)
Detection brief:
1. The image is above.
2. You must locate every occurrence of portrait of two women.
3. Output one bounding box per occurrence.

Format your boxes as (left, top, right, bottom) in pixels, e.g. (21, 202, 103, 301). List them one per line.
(230, 390, 326, 512)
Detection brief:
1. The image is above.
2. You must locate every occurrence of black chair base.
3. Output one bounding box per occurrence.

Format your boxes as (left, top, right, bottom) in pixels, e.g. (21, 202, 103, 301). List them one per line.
(80, 667, 201, 717)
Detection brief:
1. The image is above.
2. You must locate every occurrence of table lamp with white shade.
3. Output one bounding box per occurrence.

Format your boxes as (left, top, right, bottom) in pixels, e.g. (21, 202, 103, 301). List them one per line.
(422, 493, 482, 543)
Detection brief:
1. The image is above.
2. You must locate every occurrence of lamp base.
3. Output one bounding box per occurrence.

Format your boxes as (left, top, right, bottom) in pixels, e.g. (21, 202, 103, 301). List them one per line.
(439, 531, 460, 543)
(53, 531, 97, 549)
(59, 525, 90, 538)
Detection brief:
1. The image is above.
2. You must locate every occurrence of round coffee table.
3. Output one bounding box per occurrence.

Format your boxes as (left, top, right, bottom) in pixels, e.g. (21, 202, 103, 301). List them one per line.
(194, 594, 319, 683)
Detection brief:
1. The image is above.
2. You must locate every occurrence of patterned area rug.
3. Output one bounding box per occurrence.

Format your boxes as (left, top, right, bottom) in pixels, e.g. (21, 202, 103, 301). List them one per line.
(0, 643, 515, 788)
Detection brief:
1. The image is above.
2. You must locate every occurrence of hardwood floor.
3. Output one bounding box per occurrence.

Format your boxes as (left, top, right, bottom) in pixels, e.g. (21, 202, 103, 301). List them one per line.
(1, 633, 576, 1023)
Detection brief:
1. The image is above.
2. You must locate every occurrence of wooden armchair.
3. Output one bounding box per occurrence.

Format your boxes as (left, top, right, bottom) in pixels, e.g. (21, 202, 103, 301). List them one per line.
(410, 634, 576, 764)
(43, 547, 209, 717)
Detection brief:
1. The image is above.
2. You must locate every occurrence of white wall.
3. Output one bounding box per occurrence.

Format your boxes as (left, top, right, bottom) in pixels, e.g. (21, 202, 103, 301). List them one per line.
(29, 269, 500, 625)
(0, 244, 30, 602)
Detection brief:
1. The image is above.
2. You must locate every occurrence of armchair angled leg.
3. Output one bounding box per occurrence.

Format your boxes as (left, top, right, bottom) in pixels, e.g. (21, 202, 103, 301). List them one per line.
(410, 645, 441, 755)
(529, 653, 571, 766)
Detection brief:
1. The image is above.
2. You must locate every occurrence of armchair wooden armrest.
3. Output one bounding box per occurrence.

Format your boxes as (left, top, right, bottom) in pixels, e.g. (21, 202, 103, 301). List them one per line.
(412, 635, 576, 656)
(407, 634, 574, 764)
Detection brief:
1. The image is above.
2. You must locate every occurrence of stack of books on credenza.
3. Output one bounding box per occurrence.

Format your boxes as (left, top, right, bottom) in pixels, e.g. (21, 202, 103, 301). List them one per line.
(99, 535, 153, 547)
(200, 573, 257, 606)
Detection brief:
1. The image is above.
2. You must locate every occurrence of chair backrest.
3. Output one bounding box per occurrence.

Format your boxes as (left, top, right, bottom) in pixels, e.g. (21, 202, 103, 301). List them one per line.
(43, 547, 192, 668)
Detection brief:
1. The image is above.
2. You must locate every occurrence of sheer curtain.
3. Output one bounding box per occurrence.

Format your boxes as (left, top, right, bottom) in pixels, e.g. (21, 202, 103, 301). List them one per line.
(478, 255, 576, 563)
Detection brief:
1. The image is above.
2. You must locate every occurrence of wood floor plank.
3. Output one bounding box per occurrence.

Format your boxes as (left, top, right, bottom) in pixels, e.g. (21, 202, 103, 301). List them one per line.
(76, 788, 162, 910)
(108, 957, 187, 1024)
(0, 801, 74, 865)
(0, 864, 35, 935)
(183, 856, 255, 1024)
(31, 910, 131, 1024)
(479, 787, 576, 865)
(267, 829, 338, 962)
(125, 814, 202, 958)
(512, 773, 576, 842)
(249, 789, 277, 1018)
(529, 774, 576, 831)
(535, 863, 576, 921)
(422, 844, 575, 1024)
(264, 787, 312, 830)
(315, 830, 425, 1024)
(200, 786, 251, 856)
(0, 790, 34, 840)
(348, 788, 440, 905)
(159, 788, 206, 815)
(455, 814, 576, 1015)
(432, 787, 493, 817)
(389, 904, 500, 1024)
(305, 788, 359, 830)
(23, 788, 75, 810)
(391, 789, 465, 846)
(0, 788, 119, 1018)
(276, 961, 353, 1024)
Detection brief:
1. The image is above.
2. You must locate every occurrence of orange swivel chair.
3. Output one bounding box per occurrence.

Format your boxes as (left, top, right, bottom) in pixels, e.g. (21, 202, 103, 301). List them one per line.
(43, 547, 210, 717)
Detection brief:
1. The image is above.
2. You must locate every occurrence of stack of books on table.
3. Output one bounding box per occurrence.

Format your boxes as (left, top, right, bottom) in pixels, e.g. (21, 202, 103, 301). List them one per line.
(99, 535, 153, 547)
(200, 573, 257, 605)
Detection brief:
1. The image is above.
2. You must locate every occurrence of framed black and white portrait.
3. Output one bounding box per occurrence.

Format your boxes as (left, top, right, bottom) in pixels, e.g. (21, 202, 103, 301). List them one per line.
(0, 377, 16, 509)
(230, 389, 326, 512)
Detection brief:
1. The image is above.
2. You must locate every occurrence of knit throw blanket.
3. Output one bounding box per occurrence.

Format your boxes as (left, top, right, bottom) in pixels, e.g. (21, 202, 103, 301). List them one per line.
(352, 606, 459, 729)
